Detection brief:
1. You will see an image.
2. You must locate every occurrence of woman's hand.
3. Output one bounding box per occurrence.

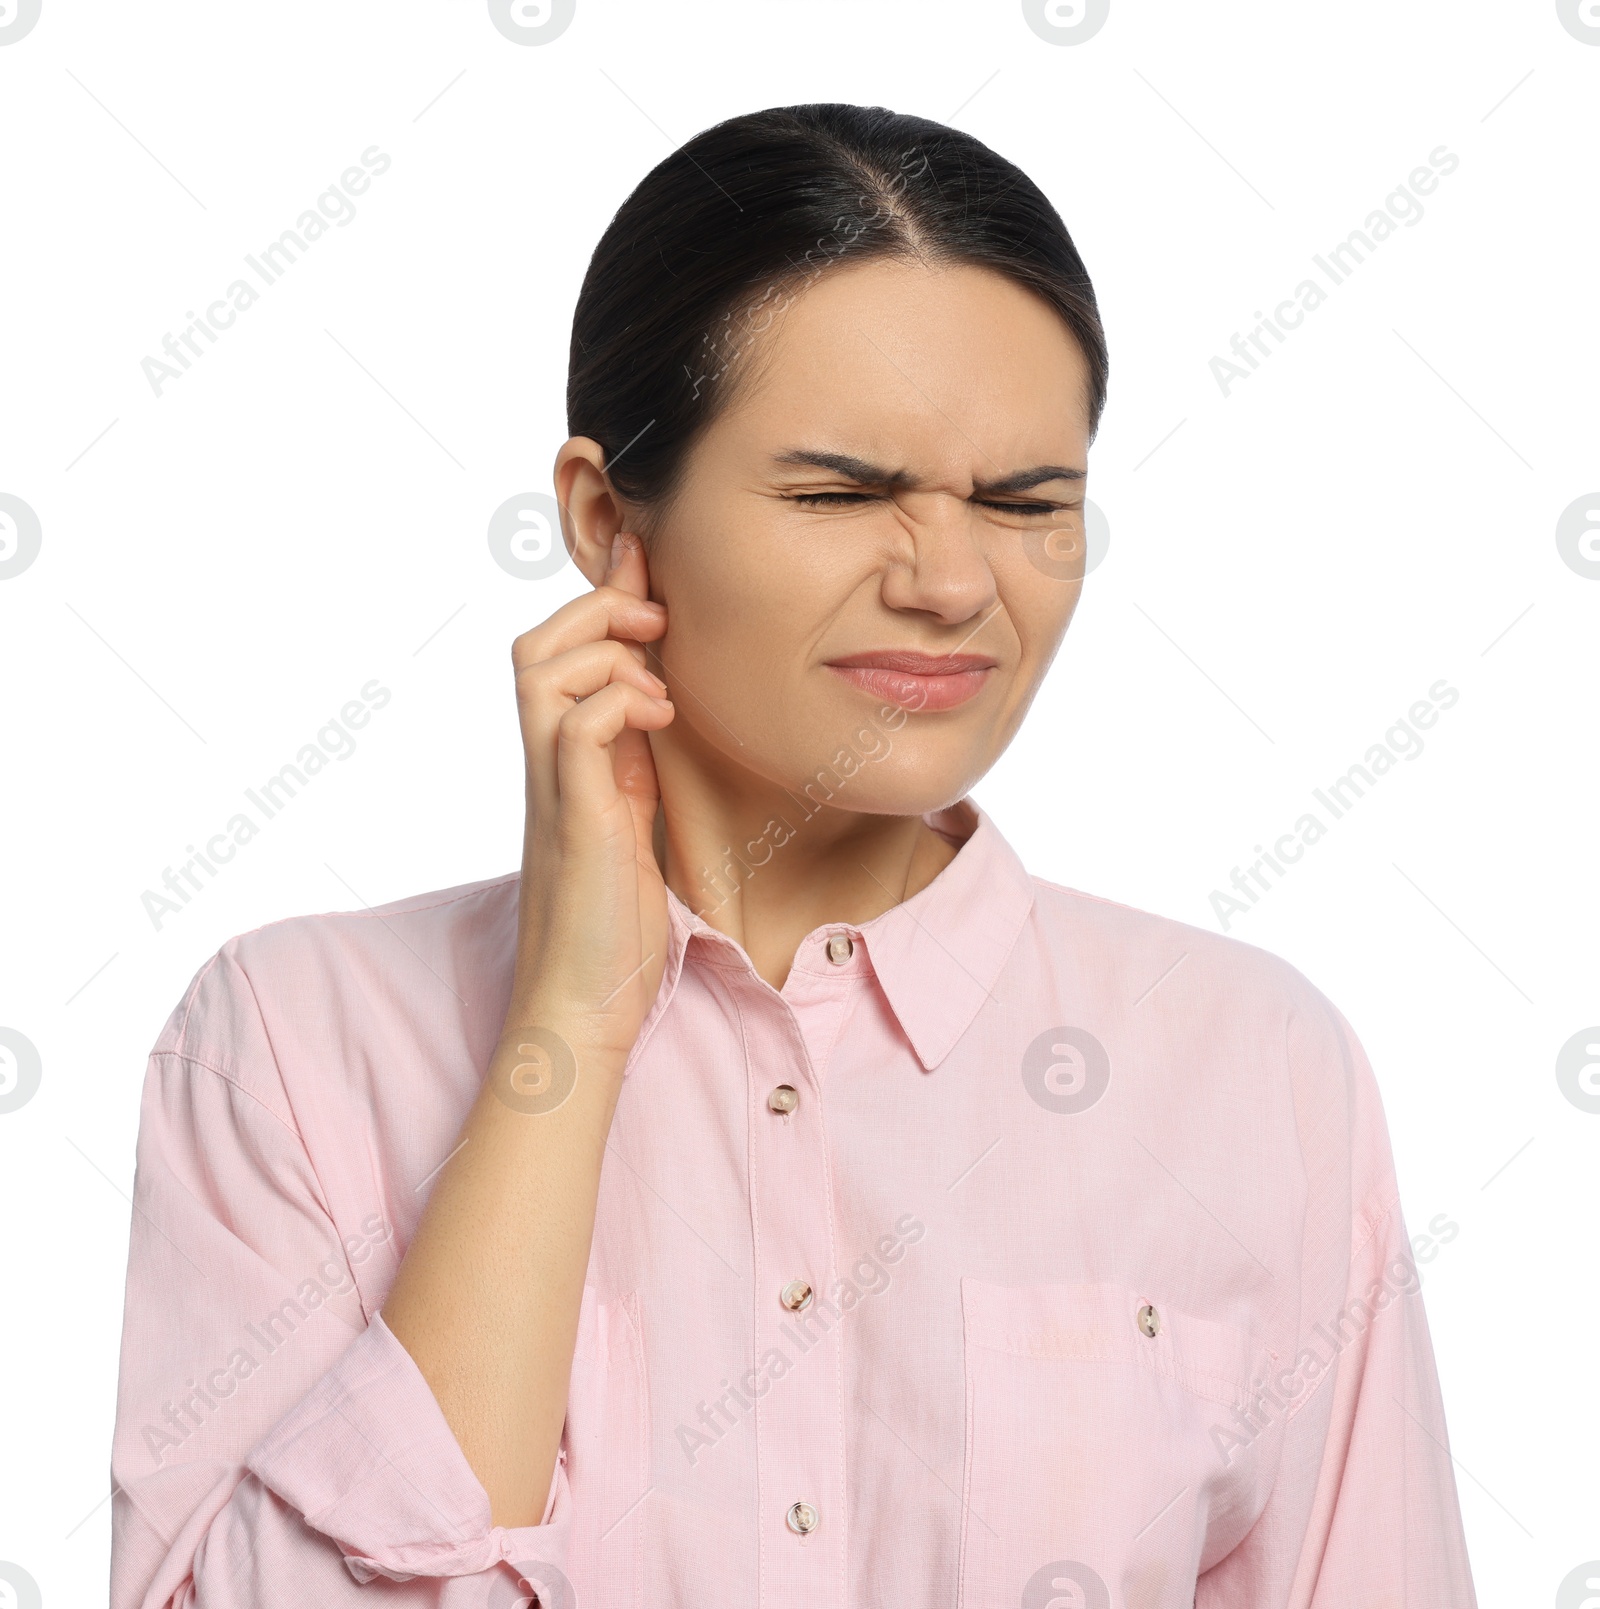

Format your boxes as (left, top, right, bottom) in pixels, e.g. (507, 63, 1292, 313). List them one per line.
(380, 529, 673, 1529)
(504, 529, 674, 1069)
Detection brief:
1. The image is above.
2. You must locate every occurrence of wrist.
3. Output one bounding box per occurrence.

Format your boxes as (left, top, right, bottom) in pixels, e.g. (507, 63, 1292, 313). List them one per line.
(491, 1004, 629, 1098)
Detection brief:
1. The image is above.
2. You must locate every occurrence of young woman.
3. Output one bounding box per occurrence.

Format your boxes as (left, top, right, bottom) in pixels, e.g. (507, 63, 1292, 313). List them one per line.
(110, 104, 1477, 1608)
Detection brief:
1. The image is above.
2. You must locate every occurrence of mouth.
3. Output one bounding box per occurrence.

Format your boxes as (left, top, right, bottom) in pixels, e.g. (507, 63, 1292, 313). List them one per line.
(823, 650, 998, 712)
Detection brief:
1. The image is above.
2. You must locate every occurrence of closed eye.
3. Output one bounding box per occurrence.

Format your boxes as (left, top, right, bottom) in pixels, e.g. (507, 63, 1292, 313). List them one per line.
(978, 500, 1077, 515)
(788, 492, 1075, 514)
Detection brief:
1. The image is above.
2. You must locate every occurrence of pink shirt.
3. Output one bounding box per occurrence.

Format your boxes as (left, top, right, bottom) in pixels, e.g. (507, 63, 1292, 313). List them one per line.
(110, 798, 1476, 1607)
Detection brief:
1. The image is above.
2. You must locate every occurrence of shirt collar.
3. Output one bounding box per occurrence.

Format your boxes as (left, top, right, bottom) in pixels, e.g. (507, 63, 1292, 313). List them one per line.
(626, 797, 1035, 1075)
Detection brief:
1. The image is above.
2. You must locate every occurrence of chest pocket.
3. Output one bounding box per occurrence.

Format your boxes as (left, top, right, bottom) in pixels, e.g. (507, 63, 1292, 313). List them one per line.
(560, 1288, 649, 1609)
(957, 1278, 1275, 1609)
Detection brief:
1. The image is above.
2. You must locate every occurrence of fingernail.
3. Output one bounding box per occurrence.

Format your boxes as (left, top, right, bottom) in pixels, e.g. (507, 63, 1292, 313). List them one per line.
(608, 532, 624, 573)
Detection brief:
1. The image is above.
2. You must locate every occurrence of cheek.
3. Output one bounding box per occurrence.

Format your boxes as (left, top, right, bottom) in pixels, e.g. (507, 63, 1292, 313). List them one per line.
(656, 512, 856, 683)
(648, 562, 810, 749)
(1002, 571, 1081, 672)
(666, 563, 806, 685)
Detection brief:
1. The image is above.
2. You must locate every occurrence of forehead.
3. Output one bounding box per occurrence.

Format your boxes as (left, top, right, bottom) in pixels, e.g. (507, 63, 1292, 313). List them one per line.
(715, 257, 1091, 464)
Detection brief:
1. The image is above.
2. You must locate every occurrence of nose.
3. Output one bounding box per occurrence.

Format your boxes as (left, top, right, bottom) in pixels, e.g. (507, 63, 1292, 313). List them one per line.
(878, 490, 1000, 626)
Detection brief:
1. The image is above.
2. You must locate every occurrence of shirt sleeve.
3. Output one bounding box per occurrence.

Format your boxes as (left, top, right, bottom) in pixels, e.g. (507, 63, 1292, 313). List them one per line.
(109, 948, 574, 1608)
(1197, 992, 1478, 1607)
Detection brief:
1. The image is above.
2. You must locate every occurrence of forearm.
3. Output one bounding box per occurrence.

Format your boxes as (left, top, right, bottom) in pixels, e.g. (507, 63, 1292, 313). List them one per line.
(381, 1003, 626, 1528)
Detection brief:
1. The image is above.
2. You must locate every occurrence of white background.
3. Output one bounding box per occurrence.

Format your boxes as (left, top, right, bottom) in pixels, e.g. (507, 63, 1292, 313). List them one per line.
(2, 1, 1596, 1603)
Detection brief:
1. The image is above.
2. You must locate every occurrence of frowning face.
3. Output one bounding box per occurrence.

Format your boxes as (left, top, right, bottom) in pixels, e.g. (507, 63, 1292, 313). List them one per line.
(625, 255, 1093, 817)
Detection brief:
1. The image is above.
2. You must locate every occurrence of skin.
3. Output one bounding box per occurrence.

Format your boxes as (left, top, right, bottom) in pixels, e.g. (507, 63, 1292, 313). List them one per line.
(382, 256, 1093, 1526)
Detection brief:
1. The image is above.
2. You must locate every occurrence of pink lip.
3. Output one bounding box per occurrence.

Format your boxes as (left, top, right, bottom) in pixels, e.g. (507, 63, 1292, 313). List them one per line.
(824, 651, 997, 712)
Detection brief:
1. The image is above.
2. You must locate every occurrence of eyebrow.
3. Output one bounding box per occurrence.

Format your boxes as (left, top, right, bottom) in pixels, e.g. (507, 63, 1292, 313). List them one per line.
(770, 449, 1084, 496)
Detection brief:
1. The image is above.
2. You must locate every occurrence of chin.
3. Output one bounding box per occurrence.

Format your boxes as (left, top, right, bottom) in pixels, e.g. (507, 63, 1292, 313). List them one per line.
(781, 745, 982, 820)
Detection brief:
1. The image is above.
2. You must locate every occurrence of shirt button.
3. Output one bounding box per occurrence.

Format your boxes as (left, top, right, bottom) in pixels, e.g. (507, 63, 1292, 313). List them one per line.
(786, 1500, 820, 1535)
(826, 933, 853, 965)
(768, 1084, 799, 1115)
(1137, 1303, 1160, 1338)
(780, 1279, 814, 1312)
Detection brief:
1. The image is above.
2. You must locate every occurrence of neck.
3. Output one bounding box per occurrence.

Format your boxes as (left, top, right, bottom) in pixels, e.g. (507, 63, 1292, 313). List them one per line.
(650, 733, 963, 991)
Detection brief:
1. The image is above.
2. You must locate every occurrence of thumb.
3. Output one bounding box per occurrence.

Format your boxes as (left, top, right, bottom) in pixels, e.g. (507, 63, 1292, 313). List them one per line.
(604, 529, 648, 595)
(604, 530, 655, 670)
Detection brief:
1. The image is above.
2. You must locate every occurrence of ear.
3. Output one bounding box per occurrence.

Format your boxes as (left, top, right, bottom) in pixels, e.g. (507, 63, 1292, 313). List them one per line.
(553, 436, 636, 588)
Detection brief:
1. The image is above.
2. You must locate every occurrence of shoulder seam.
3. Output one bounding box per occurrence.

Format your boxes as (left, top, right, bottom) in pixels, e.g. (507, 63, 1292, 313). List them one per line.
(319, 872, 520, 926)
(1029, 875, 1143, 913)
(222, 873, 519, 947)
(1029, 876, 1284, 962)
(172, 949, 225, 1052)
(147, 1046, 306, 1143)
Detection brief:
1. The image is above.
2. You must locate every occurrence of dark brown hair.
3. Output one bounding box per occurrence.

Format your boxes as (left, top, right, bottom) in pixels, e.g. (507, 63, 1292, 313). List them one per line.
(567, 102, 1107, 514)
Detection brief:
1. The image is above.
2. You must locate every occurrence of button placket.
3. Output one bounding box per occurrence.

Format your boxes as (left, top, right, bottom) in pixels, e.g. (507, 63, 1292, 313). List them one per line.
(778, 928, 865, 1088)
(747, 1001, 846, 1597)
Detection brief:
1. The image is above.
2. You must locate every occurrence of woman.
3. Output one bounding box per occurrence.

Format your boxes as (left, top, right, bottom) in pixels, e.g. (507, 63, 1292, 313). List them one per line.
(110, 104, 1477, 1607)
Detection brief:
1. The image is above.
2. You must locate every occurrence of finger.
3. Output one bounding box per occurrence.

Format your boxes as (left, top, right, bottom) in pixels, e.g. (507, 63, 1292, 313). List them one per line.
(515, 638, 667, 706)
(516, 641, 665, 825)
(511, 582, 664, 674)
(604, 529, 650, 596)
(554, 682, 674, 824)
(601, 530, 654, 674)
(611, 724, 660, 809)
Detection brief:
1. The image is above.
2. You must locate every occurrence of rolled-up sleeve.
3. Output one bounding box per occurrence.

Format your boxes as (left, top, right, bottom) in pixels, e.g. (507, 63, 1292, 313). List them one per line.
(109, 950, 572, 1607)
(1198, 995, 1478, 1606)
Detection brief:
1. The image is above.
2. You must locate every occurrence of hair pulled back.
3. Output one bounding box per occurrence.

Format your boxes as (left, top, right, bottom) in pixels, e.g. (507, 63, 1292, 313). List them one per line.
(567, 102, 1107, 514)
